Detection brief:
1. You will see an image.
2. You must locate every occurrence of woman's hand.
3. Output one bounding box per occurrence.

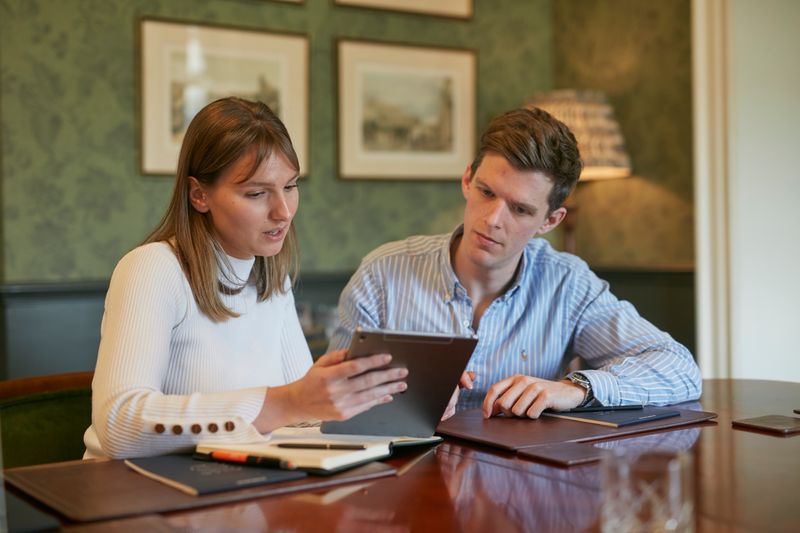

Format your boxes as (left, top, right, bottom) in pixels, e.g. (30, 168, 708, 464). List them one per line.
(254, 349, 407, 432)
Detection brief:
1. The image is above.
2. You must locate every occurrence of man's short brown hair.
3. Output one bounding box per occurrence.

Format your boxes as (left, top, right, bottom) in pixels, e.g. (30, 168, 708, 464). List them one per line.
(470, 108, 583, 213)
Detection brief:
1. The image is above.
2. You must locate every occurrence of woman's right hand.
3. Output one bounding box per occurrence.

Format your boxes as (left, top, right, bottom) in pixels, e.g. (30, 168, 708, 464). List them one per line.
(254, 349, 407, 432)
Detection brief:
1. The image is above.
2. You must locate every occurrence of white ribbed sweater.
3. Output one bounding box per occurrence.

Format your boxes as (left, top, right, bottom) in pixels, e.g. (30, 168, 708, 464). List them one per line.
(83, 242, 312, 459)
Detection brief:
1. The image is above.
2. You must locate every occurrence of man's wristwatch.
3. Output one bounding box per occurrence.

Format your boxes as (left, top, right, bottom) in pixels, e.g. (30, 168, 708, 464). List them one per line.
(567, 372, 595, 407)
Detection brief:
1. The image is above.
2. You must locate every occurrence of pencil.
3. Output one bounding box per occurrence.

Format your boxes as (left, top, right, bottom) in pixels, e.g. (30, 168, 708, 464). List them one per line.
(274, 443, 367, 450)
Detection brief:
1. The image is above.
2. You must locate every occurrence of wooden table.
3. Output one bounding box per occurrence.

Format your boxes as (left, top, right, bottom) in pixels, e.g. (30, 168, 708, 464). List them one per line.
(13, 379, 800, 532)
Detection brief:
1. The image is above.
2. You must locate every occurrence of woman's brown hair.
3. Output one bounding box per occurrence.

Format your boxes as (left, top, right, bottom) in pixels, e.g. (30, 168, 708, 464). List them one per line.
(144, 97, 300, 322)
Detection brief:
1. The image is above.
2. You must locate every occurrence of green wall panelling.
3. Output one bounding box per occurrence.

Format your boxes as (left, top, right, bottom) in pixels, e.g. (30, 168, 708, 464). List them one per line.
(1, 0, 553, 282)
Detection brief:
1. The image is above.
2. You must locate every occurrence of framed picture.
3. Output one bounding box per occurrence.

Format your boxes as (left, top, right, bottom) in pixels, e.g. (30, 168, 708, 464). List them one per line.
(337, 39, 476, 180)
(139, 19, 309, 176)
(334, 0, 472, 19)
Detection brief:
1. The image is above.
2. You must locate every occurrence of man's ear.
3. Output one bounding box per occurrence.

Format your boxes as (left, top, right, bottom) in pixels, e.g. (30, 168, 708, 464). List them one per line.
(461, 165, 473, 201)
(535, 206, 567, 236)
(188, 177, 210, 213)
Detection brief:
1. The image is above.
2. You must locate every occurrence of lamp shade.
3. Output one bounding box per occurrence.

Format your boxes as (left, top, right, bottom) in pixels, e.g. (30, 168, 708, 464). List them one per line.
(526, 90, 631, 180)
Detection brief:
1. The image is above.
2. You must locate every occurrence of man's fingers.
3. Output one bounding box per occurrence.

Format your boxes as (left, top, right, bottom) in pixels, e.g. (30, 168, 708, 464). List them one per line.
(442, 386, 459, 421)
(495, 381, 531, 417)
(482, 376, 516, 417)
(511, 387, 540, 417)
(525, 394, 550, 419)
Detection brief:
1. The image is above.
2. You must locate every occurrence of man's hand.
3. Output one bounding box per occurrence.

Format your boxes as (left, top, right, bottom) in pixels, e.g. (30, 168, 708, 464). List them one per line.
(482, 375, 586, 419)
(441, 371, 476, 421)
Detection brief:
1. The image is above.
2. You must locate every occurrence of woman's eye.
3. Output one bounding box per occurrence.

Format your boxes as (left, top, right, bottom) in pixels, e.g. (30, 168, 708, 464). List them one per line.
(285, 183, 299, 192)
(245, 192, 264, 199)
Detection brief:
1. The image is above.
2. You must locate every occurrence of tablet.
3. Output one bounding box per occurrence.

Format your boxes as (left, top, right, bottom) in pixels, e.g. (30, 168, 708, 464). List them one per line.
(321, 328, 477, 438)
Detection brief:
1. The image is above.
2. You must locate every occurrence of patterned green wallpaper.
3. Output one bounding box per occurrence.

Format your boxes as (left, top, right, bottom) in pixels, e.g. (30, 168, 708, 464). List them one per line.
(553, 0, 694, 267)
(0, 0, 554, 282)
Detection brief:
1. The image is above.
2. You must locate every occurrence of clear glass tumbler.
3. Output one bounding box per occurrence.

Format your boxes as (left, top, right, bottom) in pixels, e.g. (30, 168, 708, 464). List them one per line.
(601, 448, 694, 533)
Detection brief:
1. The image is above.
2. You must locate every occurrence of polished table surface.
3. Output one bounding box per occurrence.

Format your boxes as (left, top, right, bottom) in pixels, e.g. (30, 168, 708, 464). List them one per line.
(21, 379, 800, 532)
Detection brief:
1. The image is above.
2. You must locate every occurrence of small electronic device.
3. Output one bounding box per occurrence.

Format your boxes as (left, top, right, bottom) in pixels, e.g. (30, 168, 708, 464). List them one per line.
(731, 415, 800, 435)
(321, 328, 477, 438)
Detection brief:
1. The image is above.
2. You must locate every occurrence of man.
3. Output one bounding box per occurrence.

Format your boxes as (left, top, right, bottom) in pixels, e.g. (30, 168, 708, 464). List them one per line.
(329, 108, 702, 419)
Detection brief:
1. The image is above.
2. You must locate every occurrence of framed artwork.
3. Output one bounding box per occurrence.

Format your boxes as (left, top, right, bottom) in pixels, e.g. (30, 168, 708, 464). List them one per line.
(337, 39, 476, 180)
(139, 19, 309, 176)
(334, 0, 472, 19)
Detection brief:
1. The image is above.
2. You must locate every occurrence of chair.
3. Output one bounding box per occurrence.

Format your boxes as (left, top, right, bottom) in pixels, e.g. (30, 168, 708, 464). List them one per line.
(0, 371, 93, 468)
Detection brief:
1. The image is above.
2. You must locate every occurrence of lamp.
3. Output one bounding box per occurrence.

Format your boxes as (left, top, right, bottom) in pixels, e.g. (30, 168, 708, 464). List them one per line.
(526, 90, 631, 253)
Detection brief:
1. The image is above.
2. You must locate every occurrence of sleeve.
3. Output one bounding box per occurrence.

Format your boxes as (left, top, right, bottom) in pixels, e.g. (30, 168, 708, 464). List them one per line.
(279, 284, 313, 383)
(565, 269, 702, 406)
(327, 260, 385, 352)
(90, 245, 266, 459)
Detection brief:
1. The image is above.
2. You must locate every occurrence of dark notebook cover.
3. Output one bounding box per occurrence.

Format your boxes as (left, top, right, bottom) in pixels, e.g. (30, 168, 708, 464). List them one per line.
(124, 455, 307, 496)
(540, 406, 681, 428)
(4, 458, 396, 523)
(436, 407, 717, 451)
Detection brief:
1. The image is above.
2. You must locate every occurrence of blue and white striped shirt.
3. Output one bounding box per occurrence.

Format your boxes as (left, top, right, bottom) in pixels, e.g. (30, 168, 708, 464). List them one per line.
(329, 227, 702, 410)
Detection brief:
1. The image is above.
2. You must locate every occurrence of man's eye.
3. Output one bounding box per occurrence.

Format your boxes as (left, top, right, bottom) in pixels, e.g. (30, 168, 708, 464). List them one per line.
(245, 192, 264, 199)
(480, 188, 493, 197)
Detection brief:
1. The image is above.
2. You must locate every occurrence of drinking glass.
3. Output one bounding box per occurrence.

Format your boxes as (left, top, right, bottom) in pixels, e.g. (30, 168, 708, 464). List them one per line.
(601, 448, 694, 533)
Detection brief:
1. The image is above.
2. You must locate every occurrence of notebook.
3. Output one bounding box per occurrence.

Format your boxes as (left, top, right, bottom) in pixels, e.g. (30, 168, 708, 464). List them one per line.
(436, 407, 718, 451)
(540, 406, 681, 428)
(124, 454, 307, 496)
(321, 328, 477, 438)
(4, 458, 396, 523)
(197, 426, 439, 474)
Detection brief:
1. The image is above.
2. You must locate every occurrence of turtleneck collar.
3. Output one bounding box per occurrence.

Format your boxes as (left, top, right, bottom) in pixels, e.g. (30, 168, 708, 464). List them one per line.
(215, 246, 256, 289)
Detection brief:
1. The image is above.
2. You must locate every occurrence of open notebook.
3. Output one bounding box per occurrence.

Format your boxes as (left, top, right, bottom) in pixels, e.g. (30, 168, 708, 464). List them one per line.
(196, 426, 440, 474)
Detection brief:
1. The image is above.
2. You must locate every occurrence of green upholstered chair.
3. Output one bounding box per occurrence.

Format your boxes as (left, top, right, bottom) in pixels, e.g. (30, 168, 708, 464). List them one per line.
(0, 371, 93, 468)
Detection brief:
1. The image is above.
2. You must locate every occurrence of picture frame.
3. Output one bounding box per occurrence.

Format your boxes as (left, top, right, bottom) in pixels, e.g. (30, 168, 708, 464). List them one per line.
(334, 0, 472, 19)
(139, 18, 309, 176)
(337, 39, 476, 180)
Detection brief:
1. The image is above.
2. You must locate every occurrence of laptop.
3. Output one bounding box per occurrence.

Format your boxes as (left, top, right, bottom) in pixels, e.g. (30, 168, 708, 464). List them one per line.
(321, 329, 477, 438)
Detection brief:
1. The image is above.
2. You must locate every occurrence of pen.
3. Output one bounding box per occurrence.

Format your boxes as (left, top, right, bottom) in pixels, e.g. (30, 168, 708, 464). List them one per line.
(274, 443, 367, 450)
(565, 404, 644, 413)
(207, 450, 297, 470)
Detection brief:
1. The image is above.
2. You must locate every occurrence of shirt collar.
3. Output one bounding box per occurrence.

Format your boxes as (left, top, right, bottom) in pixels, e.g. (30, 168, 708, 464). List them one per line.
(438, 225, 466, 303)
(438, 224, 531, 303)
(499, 245, 529, 301)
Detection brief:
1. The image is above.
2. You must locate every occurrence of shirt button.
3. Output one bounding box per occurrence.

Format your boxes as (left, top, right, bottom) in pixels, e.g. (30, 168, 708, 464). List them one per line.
(521, 350, 528, 360)
(208, 423, 219, 433)
(462, 320, 470, 327)
(191, 424, 202, 434)
(172, 425, 183, 435)
(154, 424, 165, 434)
(224, 421, 236, 432)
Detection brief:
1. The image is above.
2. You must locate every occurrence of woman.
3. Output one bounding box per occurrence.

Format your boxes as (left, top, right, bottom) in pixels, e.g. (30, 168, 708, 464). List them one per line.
(84, 97, 406, 459)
